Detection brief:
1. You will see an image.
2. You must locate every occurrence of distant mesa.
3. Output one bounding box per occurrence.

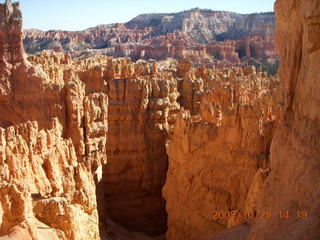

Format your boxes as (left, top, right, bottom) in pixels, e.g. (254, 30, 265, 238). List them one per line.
(23, 8, 277, 73)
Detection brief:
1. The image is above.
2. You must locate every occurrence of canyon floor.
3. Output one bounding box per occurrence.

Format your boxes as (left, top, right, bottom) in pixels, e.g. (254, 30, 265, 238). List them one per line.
(100, 219, 165, 240)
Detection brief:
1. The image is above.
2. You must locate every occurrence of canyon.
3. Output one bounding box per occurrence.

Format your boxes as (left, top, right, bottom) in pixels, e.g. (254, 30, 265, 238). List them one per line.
(0, 0, 319, 240)
(23, 9, 277, 72)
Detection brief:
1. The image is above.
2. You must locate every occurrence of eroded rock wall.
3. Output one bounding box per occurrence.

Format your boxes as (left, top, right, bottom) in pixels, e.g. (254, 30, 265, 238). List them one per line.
(98, 60, 180, 235)
(247, 0, 320, 239)
(0, 1, 66, 130)
(27, 50, 282, 239)
(163, 66, 280, 240)
(0, 1, 107, 239)
(27, 52, 182, 235)
(0, 119, 101, 239)
(23, 10, 276, 68)
(0, 1, 285, 239)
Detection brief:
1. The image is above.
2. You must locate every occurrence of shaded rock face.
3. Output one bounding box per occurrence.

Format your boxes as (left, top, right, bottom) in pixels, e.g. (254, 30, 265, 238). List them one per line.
(163, 66, 280, 240)
(246, 0, 320, 239)
(97, 60, 180, 235)
(201, 0, 320, 239)
(23, 10, 276, 67)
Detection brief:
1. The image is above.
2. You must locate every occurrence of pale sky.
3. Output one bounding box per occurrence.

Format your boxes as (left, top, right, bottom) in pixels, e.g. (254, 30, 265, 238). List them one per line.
(17, 0, 276, 31)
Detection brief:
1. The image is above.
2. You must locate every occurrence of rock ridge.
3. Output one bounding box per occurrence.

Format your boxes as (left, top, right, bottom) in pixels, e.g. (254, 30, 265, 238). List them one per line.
(23, 9, 276, 70)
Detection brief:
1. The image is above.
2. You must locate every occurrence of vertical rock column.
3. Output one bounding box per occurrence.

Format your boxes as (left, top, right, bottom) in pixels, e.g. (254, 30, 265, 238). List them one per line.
(247, 0, 320, 239)
(97, 61, 180, 235)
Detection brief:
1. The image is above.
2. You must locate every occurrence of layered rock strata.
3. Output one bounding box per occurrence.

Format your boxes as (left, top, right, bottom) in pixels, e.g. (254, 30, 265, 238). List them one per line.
(23, 10, 276, 68)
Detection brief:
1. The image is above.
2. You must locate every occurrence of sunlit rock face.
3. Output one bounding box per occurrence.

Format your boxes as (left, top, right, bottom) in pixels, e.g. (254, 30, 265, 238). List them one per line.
(95, 59, 180, 235)
(0, 2, 107, 239)
(23, 9, 276, 68)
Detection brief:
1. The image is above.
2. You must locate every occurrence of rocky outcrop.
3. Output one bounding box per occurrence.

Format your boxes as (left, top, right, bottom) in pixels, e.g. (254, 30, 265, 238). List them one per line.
(0, 0, 66, 131)
(126, 10, 274, 43)
(1, 1, 294, 240)
(0, 0, 23, 102)
(29, 51, 276, 239)
(163, 65, 280, 240)
(26, 53, 181, 236)
(208, 0, 320, 239)
(246, 0, 320, 239)
(0, 1, 107, 239)
(23, 9, 276, 68)
(0, 119, 101, 239)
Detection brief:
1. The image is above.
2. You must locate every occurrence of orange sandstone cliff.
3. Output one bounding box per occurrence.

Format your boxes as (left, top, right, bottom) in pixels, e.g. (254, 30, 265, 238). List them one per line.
(27, 52, 182, 236)
(3, 0, 318, 240)
(163, 64, 280, 240)
(209, 0, 320, 239)
(246, 0, 320, 239)
(0, 1, 107, 239)
(23, 10, 276, 70)
(27, 49, 281, 239)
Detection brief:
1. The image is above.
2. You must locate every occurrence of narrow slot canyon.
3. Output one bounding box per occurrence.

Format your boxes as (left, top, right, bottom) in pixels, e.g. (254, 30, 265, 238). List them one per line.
(96, 77, 170, 237)
(93, 58, 281, 240)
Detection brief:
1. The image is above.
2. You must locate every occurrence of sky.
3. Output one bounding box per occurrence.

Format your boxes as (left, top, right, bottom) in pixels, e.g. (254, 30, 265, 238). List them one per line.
(17, 0, 276, 31)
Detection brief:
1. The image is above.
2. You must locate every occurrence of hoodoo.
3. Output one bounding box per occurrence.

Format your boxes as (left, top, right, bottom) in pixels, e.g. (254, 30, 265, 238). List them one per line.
(0, 1, 107, 239)
(0, 0, 319, 240)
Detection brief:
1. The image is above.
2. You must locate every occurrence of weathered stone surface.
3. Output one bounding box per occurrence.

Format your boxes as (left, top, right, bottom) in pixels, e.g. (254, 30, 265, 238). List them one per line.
(94, 59, 180, 235)
(0, 0, 66, 131)
(246, 0, 320, 239)
(208, 224, 250, 240)
(25, 48, 282, 239)
(26, 51, 282, 239)
(163, 66, 280, 240)
(27, 53, 179, 235)
(2, 1, 305, 240)
(23, 9, 276, 68)
(0, 119, 100, 240)
(0, 2, 107, 239)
